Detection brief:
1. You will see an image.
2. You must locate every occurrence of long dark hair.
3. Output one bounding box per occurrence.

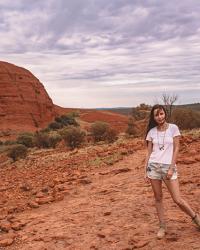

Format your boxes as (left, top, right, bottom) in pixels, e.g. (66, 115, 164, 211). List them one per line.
(145, 104, 168, 140)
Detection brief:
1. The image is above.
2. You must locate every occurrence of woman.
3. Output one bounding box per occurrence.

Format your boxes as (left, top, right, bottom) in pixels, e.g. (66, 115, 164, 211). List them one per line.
(144, 104, 200, 239)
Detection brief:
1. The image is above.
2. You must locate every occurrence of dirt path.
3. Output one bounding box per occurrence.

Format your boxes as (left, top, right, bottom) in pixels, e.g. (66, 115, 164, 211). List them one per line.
(6, 149, 200, 250)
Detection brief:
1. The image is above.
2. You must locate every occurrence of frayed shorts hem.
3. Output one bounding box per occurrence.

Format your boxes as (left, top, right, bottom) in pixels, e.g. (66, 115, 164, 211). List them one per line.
(147, 176, 178, 180)
(146, 161, 178, 180)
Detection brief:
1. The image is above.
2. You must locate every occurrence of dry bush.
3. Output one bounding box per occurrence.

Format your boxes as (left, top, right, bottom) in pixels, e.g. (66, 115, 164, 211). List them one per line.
(33, 131, 62, 149)
(16, 133, 34, 148)
(181, 128, 200, 138)
(48, 121, 63, 130)
(34, 132, 50, 148)
(125, 117, 138, 137)
(90, 121, 117, 143)
(48, 132, 62, 148)
(132, 103, 151, 121)
(4, 140, 17, 145)
(55, 113, 79, 127)
(60, 126, 86, 149)
(7, 144, 28, 161)
(103, 127, 118, 143)
(90, 121, 109, 142)
(171, 108, 200, 129)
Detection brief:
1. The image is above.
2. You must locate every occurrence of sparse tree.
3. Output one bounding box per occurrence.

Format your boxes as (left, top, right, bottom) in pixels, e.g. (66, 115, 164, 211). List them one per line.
(161, 93, 178, 121)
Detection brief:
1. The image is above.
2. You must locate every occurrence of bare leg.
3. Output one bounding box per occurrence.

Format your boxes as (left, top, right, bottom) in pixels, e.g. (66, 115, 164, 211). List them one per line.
(150, 179, 166, 225)
(163, 178, 196, 218)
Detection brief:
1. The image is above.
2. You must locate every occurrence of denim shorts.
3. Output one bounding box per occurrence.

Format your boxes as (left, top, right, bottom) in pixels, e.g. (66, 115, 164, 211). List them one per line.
(146, 162, 178, 180)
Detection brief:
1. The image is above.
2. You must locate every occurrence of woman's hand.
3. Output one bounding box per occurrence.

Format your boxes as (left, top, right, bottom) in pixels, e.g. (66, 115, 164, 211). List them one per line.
(166, 168, 173, 179)
(144, 172, 150, 183)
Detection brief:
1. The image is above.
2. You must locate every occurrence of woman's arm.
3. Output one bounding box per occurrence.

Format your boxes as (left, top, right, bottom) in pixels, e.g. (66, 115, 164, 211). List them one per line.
(144, 141, 153, 174)
(170, 135, 180, 169)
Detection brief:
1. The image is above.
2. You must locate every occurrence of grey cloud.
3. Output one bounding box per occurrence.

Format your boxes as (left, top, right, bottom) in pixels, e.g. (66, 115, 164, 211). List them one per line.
(1, 0, 200, 53)
(0, 0, 200, 107)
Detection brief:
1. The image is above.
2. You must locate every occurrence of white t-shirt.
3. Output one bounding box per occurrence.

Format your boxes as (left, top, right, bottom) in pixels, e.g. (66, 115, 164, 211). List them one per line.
(145, 123, 181, 164)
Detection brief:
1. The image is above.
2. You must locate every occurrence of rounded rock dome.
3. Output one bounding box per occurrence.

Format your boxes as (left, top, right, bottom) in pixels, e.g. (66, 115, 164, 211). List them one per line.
(0, 61, 56, 132)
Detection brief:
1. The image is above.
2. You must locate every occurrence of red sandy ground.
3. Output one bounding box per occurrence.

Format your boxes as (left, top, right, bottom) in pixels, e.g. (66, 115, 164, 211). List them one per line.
(0, 136, 199, 249)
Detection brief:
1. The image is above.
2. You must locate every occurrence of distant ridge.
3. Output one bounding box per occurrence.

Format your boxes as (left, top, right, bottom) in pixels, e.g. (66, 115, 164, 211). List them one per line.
(95, 103, 200, 116)
(175, 103, 200, 111)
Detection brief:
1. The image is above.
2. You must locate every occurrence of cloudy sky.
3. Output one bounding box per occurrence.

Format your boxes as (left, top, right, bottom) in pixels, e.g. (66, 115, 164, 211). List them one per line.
(1, 0, 200, 108)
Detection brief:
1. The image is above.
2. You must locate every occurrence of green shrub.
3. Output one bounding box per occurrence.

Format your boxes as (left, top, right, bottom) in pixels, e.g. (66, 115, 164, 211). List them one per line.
(55, 116, 62, 123)
(7, 144, 28, 161)
(90, 121, 110, 142)
(4, 140, 17, 145)
(60, 127, 86, 149)
(34, 131, 62, 149)
(48, 132, 62, 148)
(69, 111, 80, 118)
(16, 133, 34, 148)
(48, 121, 63, 130)
(55, 113, 79, 127)
(40, 127, 51, 133)
(34, 132, 50, 148)
(90, 122, 117, 143)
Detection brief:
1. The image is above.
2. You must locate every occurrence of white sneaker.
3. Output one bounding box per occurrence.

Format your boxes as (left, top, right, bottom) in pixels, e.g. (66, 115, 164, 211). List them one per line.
(157, 223, 166, 239)
(192, 213, 200, 229)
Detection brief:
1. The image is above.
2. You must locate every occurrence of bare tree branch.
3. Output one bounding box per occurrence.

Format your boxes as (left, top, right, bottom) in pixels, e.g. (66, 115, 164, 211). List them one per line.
(161, 93, 178, 120)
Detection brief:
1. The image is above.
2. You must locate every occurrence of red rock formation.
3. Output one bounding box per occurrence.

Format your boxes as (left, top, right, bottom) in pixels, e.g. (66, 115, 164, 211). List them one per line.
(0, 61, 56, 132)
(0, 61, 130, 138)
